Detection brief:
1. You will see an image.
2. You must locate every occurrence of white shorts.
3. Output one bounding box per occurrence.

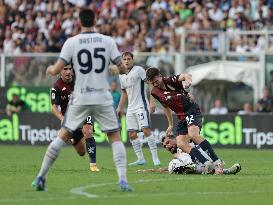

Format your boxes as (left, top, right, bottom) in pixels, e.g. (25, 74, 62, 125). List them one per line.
(63, 104, 119, 133)
(126, 108, 150, 132)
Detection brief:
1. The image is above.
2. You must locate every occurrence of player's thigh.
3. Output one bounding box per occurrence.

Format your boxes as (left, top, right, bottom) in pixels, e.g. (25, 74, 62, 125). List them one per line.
(176, 134, 191, 153)
(58, 127, 73, 142)
(126, 112, 139, 133)
(92, 104, 120, 133)
(136, 108, 150, 130)
(185, 113, 203, 143)
(63, 104, 91, 132)
(176, 120, 188, 136)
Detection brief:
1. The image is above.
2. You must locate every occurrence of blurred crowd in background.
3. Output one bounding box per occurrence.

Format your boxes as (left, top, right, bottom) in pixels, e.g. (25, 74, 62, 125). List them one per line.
(1, 0, 273, 54)
(0, 0, 273, 113)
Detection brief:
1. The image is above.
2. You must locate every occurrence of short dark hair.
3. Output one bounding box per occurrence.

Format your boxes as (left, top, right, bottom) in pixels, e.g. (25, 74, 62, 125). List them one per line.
(122, 52, 134, 59)
(79, 9, 95, 27)
(146, 67, 160, 81)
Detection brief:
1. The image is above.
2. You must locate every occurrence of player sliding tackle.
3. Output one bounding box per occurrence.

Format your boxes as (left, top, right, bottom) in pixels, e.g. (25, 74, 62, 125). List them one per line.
(32, 9, 132, 192)
(137, 135, 241, 174)
(146, 67, 223, 174)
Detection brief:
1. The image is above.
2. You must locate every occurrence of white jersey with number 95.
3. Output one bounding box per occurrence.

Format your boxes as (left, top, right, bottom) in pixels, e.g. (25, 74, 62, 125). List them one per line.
(59, 32, 121, 106)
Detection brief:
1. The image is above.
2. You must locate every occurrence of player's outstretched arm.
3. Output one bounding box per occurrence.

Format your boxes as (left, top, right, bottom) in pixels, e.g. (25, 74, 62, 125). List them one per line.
(163, 105, 174, 135)
(46, 60, 66, 77)
(52, 104, 64, 123)
(109, 65, 120, 75)
(114, 58, 127, 74)
(178, 74, 192, 89)
(147, 84, 156, 113)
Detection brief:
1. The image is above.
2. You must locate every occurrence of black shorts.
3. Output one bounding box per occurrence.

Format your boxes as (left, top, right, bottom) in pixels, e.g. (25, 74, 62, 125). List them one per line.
(70, 116, 93, 146)
(175, 111, 202, 136)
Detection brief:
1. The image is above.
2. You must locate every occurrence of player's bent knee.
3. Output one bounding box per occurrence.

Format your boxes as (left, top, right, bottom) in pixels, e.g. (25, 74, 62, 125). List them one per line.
(77, 150, 86, 156)
(59, 128, 72, 143)
(187, 125, 200, 139)
(177, 141, 187, 149)
(107, 131, 121, 143)
(187, 132, 196, 139)
(177, 141, 191, 153)
(142, 128, 151, 136)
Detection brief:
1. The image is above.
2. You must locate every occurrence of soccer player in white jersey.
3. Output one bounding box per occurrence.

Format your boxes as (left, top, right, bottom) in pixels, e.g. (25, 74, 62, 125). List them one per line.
(117, 52, 160, 166)
(32, 9, 132, 192)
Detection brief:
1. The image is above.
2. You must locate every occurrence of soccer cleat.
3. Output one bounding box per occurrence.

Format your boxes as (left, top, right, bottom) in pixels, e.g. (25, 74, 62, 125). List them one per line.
(128, 159, 146, 166)
(214, 159, 224, 175)
(90, 164, 100, 172)
(153, 158, 161, 166)
(203, 161, 214, 174)
(32, 176, 46, 191)
(227, 163, 241, 174)
(119, 180, 133, 192)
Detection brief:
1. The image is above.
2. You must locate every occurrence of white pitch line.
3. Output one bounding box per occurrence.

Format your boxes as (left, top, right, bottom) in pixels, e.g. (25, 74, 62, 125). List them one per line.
(69, 177, 273, 199)
(70, 182, 115, 198)
(1, 176, 272, 203)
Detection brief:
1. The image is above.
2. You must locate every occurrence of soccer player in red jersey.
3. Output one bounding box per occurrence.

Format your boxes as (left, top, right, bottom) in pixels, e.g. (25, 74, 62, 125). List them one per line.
(50, 64, 99, 172)
(146, 67, 223, 175)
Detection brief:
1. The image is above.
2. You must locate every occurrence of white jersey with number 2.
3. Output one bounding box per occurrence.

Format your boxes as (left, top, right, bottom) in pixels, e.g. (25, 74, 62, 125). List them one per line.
(59, 32, 121, 106)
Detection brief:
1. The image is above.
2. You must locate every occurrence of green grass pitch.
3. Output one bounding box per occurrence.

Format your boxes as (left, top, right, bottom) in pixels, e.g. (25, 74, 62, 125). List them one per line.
(0, 145, 273, 205)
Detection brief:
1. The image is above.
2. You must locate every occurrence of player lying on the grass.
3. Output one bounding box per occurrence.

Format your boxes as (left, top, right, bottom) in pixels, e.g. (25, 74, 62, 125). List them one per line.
(50, 64, 99, 172)
(136, 135, 241, 174)
(146, 67, 224, 174)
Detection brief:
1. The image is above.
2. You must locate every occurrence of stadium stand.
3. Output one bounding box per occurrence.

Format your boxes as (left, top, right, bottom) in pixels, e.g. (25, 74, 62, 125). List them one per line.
(1, 0, 273, 54)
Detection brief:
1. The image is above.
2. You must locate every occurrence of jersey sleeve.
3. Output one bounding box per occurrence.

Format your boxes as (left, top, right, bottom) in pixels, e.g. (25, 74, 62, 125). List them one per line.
(164, 75, 183, 88)
(151, 89, 163, 104)
(138, 67, 146, 80)
(110, 38, 121, 65)
(59, 38, 72, 65)
(51, 85, 61, 105)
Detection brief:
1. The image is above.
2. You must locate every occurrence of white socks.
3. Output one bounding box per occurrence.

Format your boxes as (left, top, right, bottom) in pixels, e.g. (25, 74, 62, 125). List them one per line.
(130, 138, 145, 161)
(146, 134, 159, 162)
(112, 141, 127, 182)
(38, 137, 66, 178)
